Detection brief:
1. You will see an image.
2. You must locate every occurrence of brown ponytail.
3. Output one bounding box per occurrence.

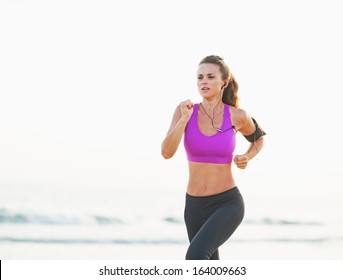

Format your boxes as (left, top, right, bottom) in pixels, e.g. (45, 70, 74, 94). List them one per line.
(199, 55, 239, 107)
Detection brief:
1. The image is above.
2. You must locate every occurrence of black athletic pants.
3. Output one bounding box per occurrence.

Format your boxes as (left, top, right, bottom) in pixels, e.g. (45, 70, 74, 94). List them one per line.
(184, 187, 244, 260)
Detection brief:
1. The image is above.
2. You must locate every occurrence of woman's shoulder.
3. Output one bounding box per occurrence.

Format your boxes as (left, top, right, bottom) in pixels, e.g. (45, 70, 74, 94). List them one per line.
(228, 106, 249, 121)
(228, 106, 251, 131)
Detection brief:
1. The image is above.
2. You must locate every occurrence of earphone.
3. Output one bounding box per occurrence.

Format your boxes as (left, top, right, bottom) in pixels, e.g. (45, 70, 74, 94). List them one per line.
(215, 125, 235, 133)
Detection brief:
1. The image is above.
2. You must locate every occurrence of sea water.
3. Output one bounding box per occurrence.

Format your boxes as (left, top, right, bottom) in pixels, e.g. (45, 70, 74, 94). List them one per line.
(0, 183, 342, 259)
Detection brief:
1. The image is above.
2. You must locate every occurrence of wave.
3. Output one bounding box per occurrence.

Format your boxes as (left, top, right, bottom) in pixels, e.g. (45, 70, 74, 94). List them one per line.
(0, 237, 186, 244)
(1, 236, 342, 245)
(0, 208, 326, 227)
(244, 218, 324, 226)
(0, 208, 124, 225)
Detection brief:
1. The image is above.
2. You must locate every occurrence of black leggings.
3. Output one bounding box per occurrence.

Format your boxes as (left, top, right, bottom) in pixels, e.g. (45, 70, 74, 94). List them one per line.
(184, 187, 244, 260)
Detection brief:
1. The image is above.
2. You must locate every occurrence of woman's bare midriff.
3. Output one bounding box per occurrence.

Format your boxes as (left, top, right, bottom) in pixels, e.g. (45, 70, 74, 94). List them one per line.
(187, 161, 236, 196)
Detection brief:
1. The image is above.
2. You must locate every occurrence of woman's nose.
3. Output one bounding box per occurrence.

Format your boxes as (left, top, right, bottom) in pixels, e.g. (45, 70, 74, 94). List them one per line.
(199, 78, 208, 85)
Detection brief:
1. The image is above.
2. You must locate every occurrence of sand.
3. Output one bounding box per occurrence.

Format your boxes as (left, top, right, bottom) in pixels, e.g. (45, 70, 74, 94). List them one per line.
(1, 241, 342, 260)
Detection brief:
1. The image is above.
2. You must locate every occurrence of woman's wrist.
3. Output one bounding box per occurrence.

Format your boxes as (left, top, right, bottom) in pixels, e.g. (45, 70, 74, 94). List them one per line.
(180, 115, 190, 124)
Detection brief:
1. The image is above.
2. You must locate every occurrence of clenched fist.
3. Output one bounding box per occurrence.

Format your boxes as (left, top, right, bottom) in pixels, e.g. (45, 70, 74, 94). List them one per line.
(179, 99, 194, 121)
(233, 154, 250, 169)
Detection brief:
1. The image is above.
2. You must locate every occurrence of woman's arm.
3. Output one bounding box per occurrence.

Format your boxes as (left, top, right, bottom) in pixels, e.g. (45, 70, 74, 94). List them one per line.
(232, 108, 266, 169)
(161, 100, 193, 159)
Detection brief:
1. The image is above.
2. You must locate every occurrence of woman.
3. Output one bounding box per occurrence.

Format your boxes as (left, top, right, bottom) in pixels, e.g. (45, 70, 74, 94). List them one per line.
(161, 55, 266, 260)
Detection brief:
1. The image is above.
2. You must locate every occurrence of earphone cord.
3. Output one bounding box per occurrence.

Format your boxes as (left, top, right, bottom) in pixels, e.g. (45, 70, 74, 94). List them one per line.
(199, 102, 234, 132)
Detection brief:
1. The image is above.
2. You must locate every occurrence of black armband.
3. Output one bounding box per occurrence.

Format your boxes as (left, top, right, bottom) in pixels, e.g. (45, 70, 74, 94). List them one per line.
(243, 117, 266, 142)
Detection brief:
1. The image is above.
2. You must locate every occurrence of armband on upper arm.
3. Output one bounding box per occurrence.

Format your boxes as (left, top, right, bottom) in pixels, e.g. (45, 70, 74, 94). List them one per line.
(243, 117, 266, 142)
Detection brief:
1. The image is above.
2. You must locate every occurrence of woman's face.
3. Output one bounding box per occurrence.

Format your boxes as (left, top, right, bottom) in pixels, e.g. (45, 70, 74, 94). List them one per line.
(197, 63, 226, 98)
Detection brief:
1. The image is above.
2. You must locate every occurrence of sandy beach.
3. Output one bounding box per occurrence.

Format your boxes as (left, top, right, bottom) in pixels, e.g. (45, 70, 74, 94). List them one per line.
(2, 241, 343, 260)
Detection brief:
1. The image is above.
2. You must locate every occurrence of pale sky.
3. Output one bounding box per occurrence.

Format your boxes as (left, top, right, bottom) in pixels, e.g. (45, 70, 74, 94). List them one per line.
(1, 0, 342, 202)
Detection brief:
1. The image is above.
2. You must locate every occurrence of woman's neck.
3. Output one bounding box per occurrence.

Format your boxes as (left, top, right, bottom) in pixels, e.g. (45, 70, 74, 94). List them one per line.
(201, 97, 223, 111)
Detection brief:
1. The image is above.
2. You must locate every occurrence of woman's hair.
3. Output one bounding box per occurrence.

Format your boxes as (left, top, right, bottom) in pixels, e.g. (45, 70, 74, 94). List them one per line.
(199, 55, 239, 107)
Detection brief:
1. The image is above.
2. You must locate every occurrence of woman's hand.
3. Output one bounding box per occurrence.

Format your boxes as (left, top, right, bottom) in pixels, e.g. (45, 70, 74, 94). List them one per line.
(233, 154, 250, 169)
(180, 99, 194, 121)
(161, 99, 194, 159)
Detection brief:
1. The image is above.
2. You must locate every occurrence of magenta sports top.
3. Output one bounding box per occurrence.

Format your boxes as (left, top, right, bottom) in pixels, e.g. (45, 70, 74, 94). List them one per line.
(183, 103, 236, 164)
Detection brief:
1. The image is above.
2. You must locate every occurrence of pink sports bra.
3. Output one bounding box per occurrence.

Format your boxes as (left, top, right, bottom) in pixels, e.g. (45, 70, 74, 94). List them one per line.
(183, 103, 236, 164)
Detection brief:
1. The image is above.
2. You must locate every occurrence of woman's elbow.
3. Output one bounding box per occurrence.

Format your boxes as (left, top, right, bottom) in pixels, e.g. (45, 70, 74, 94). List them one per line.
(257, 136, 265, 148)
(161, 149, 174, 159)
(161, 143, 175, 159)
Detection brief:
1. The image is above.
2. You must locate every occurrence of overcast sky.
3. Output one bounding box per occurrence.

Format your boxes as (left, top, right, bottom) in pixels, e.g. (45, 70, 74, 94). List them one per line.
(1, 0, 342, 203)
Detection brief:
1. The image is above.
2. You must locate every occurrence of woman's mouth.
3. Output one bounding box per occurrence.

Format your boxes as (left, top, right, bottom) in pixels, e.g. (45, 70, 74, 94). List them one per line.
(201, 87, 210, 90)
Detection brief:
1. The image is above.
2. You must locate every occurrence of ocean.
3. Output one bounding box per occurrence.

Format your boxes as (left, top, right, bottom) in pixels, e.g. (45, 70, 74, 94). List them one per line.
(1, 183, 342, 259)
